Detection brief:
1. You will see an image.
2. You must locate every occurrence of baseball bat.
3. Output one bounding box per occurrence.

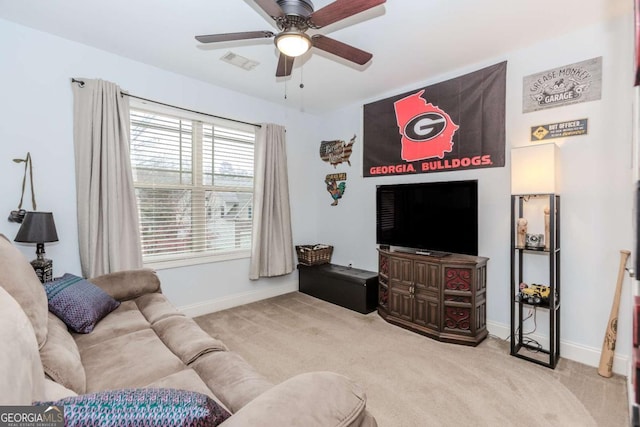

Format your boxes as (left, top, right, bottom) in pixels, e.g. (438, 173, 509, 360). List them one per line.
(597, 249, 631, 378)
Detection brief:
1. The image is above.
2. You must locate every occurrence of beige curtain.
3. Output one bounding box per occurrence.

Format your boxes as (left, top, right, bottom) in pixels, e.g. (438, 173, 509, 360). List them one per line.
(71, 79, 142, 277)
(249, 124, 294, 280)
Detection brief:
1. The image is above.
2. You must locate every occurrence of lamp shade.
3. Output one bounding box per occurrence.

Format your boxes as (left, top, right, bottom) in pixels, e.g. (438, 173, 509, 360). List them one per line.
(14, 212, 59, 244)
(511, 143, 560, 195)
(275, 31, 311, 57)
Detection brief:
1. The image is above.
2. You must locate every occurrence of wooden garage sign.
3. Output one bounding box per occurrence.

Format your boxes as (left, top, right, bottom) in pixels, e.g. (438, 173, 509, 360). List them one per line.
(523, 57, 602, 113)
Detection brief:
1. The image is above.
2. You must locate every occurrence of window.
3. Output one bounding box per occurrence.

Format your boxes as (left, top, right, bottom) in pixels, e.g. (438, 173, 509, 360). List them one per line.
(129, 104, 255, 267)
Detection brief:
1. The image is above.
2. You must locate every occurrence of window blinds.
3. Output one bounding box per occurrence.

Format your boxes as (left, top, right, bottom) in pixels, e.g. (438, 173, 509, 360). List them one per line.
(130, 109, 255, 262)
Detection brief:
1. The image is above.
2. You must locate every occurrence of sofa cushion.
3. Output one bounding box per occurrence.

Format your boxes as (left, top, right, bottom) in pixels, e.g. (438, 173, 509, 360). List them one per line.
(89, 269, 161, 301)
(152, 316, 227, 365)
(0, 234, 49, 349)
(144, 369, 216, 400)
(144, 369, 231, 413)
(39, 312, 86, 394)
(0, 285, 45, 404)
(45, 273, 120, 333)
(190, 351, 273, 412)
(221, 372, 368, 427)
(72, 300, 149, 350)
(136, 292, 184, 324)
(81, 329, 187, 392)
(36, 388, 230, 427)
(43, 379, 77, 401)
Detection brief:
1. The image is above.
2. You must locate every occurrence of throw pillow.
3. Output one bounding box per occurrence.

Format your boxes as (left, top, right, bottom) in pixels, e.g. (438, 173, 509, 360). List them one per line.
(44, 273, 120, 334)
(36, 388, 231, 427)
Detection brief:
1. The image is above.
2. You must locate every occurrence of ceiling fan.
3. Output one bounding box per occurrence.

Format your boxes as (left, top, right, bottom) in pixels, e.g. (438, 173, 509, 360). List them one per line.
(195, 0, 386, 77)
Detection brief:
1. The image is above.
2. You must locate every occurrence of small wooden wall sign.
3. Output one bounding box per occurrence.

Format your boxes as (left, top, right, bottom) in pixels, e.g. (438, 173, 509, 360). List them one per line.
(531, 118, 588, 141)
(325, 173, 347, 206)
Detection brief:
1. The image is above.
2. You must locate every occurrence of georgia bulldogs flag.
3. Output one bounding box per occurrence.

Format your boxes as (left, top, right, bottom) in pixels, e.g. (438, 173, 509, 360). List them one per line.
(363, 61, 506, 177)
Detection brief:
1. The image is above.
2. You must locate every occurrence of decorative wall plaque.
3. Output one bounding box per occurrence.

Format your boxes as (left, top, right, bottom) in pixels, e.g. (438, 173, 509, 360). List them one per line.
(325, 173, 347, 206)
(523, 57, 602, 113)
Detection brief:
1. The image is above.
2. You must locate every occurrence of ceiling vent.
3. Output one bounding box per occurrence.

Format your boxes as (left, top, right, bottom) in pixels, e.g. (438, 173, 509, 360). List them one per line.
(220, 51, 259, 71)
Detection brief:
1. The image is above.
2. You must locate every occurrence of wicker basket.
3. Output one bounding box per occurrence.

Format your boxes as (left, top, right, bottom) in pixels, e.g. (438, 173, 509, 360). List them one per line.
(295, 244, 333, 266)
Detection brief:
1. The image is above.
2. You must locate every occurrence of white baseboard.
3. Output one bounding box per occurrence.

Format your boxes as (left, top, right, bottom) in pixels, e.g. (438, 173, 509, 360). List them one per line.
(178, 281, 298, 318)
(487, 320, 629, 376)
(629, 360, 636, 424)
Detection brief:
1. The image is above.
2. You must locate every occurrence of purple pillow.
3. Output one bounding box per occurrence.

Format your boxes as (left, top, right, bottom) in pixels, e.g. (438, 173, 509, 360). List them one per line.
(44, 273, 120, 333)
(35, 388, 231, 427)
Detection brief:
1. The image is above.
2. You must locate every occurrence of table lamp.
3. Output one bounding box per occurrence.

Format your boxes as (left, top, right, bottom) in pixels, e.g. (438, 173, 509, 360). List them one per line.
(14, 211, 58, 283)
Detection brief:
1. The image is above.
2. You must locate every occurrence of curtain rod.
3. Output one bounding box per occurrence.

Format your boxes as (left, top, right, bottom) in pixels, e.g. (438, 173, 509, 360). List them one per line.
(71, 78, 261, 129)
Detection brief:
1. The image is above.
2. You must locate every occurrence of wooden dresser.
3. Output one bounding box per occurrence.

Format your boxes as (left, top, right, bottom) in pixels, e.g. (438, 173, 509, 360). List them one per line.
(377, 249, 488, 346)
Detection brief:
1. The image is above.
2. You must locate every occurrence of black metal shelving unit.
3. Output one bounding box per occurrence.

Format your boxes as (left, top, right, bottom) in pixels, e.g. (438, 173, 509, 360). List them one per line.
(510, 194, 560, 369)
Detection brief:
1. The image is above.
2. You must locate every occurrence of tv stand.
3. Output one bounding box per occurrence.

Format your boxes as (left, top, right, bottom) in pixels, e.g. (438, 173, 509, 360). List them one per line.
(414, 250, 451, 258)
(377, 248, 488, 346)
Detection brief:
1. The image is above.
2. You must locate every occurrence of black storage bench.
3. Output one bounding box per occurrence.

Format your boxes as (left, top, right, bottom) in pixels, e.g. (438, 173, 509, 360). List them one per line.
(298, 263, 378, 314)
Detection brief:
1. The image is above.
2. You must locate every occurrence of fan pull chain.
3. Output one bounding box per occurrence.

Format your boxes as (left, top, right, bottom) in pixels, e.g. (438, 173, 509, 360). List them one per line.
(300, 63, 304, 89)
(284, 56, 288, 100)
(299, 64, 305, 112)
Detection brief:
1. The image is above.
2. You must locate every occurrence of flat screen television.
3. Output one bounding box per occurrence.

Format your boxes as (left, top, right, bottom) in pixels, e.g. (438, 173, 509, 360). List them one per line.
(376, 180, 478, 256)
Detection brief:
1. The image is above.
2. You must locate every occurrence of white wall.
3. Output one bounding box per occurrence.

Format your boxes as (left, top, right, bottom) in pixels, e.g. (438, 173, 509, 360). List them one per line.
(0, 18, 320, 314)
(312, 14, 635, 372)
(0, 12, 635, 372)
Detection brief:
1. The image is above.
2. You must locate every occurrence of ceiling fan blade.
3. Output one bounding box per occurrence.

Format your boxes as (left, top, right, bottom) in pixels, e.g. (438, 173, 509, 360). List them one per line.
(195, 31, 275, 43)
(276, 53, 295, 77)
(253, 0, 285, 19)
(312, 35, 372, 65)
(309, 0, 386, 28)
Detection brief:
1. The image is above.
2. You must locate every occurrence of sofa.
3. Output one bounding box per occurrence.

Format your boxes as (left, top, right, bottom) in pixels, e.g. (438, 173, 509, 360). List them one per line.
(0, 234, 376, 426)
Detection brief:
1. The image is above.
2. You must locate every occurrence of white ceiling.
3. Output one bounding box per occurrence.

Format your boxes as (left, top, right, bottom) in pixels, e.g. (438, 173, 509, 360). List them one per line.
(0, 0, 630, 114)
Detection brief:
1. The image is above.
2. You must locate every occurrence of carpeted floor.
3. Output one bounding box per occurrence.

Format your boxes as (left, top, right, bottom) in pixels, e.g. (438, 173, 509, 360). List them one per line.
(195, 292, 628, 426)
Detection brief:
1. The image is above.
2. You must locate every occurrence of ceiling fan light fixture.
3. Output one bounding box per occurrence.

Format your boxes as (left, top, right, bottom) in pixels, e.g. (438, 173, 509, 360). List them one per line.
(275, 31, 311, 57)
